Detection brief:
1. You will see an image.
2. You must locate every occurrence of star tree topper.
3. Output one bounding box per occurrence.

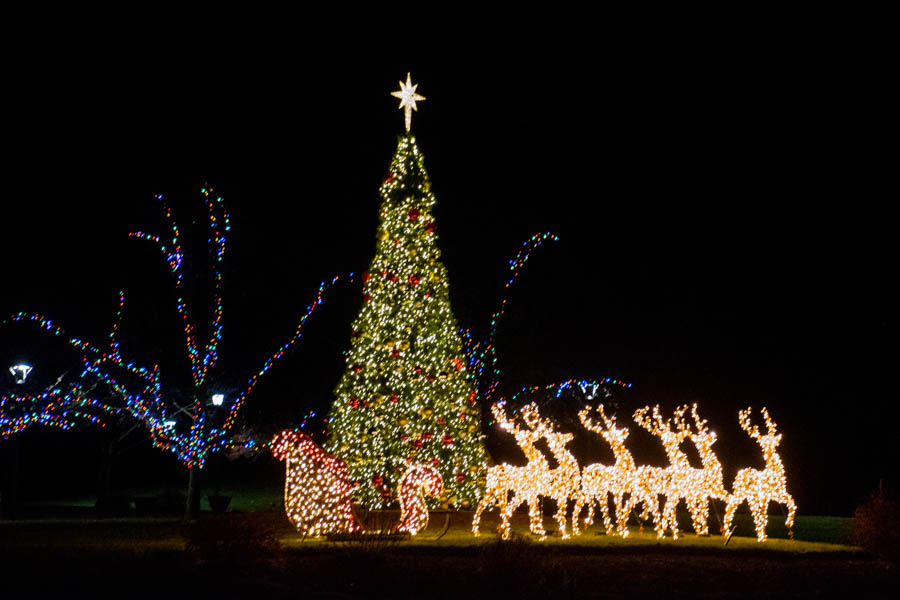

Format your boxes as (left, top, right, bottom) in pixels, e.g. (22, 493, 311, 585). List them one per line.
(391, 72, 425, 132)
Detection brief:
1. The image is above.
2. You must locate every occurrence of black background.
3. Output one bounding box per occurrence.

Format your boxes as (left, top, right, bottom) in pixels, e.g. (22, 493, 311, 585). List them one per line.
(0, 27, 893, 516)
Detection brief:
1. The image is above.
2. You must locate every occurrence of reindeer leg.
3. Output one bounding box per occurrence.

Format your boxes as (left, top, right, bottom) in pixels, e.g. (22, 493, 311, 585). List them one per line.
(750, 497, 767, 542)
(723, 497, 740, 538)
(472, 493, 490, 537)
(528, 496, 546, 539)
(616, 492, 632, 537)
(599, 491, 614, 535)
(555, 496, 570, 539)
(783, 495, 797, 540)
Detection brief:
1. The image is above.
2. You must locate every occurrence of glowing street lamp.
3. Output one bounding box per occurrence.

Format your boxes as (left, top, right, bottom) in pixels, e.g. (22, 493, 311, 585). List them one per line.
(9, 364, 33, 384)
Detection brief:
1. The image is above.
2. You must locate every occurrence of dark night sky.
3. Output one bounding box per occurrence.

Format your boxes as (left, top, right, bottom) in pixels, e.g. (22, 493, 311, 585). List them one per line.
(0, 35, 894, 515)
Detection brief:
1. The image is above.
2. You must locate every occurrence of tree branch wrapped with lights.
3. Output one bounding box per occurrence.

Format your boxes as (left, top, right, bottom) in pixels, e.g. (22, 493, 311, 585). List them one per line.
(2, 188, 348, 517)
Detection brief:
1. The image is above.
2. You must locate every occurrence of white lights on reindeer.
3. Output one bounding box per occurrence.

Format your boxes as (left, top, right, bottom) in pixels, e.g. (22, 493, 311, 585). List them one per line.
(471, 402, 794, 544)
(473, 402, 581, 540)
(724, 407, 796, 542)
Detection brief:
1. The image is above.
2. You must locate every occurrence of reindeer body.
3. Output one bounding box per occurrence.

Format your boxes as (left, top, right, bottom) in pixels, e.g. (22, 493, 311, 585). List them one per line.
(575, 405, 636, 537)
(528, 421, 581, 539)
(473, 403, 552, 539)
(680, 405, 728, 536)
(631, 405, 693, 539)
(724, 407, 796, 542)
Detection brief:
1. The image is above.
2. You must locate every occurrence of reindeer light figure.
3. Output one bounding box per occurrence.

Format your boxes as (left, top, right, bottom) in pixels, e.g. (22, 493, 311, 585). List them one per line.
(680, 404, 729, 536)
(473, 402, 551, 540)
(271, 430, 361, 536)
(396, 463, 443, 536)
(518, 403, 582, 539)
(574, 404, 637, 537)
(724, 407, 796, 542)
(631, 405, 692, 539)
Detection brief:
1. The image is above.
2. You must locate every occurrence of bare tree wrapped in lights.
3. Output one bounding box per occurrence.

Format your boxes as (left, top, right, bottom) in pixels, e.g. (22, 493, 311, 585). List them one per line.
(3, 188, 346, 518)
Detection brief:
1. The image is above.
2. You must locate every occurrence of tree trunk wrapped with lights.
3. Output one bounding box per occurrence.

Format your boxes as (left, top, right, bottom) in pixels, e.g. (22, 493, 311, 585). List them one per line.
(326, 129, 487, 510)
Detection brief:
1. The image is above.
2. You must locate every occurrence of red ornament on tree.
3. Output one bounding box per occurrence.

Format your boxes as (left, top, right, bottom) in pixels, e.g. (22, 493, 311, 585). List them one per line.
(409, 274, 421, 286)
(372, 473, 383, 487)
(425, 223, 435, 234)
(442, 434, 454, 445)
(384, 173, 394, 183)
(361, 271, 371, 282)
(408, 208, 420, 221)
(390, 394, 398, 404)
(456, 472, 466, 483)
(392, 349, 401, 359)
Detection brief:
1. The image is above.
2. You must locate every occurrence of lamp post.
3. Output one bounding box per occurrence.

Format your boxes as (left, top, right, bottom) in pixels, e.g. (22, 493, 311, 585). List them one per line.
(8, 364, 32, 384)
(2, 363, 30, 519)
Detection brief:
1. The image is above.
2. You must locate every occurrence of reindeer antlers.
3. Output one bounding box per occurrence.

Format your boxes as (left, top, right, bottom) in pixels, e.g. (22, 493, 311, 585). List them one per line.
(492, 401, 549, 436)
(688, 403, 711, 436)
(738, 406, 779, 439)
(578, 403, 617, 434)
(634, 405, 690, 441)
(491, 402, 516, 432)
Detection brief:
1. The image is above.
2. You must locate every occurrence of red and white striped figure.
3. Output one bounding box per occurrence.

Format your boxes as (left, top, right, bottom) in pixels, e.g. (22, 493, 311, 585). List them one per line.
(396, 463, 443, 536)
(271, 430, 361, 537)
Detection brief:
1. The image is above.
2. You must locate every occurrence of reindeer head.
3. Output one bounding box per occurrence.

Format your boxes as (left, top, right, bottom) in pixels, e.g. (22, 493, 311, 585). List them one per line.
(739, 406, 783, 461)
(492, 401, 545, 445)
(579, 404, 629, 447)
(634, 404, 690, 464)
(684, 403, 717, 450)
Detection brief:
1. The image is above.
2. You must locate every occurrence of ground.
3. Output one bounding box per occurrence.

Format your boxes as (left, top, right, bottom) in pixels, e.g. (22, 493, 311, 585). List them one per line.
(1, 502, 895, 599)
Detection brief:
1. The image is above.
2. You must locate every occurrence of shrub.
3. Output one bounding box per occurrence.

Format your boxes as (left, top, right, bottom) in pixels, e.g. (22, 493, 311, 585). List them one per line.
(850, 487, 900, 565)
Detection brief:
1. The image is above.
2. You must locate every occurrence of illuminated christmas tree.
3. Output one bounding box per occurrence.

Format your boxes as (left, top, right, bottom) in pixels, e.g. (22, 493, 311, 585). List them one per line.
(326, 74, 487, 509)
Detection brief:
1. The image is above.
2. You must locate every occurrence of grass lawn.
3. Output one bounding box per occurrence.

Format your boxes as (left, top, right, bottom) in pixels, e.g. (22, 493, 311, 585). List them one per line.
(1, 504, 895, 599)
